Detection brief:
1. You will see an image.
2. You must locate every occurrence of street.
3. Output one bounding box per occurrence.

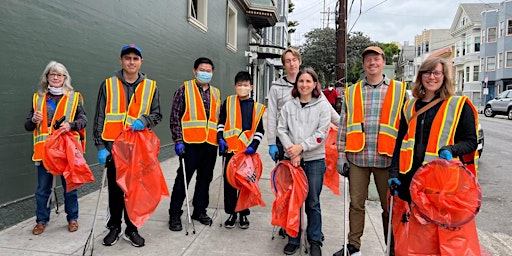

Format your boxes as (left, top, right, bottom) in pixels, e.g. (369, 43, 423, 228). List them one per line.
(475, 115, 512, 255)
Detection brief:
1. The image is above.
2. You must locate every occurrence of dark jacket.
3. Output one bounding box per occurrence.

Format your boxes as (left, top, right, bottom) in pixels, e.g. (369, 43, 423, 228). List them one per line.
(390, 95, 477, 202)
(93, 70, 162, 151)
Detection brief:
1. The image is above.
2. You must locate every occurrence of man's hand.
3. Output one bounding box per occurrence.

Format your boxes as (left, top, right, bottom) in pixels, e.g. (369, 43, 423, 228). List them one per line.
(175, 143, 185, 157)
(388, 178, 401, 195)
(337, 154, 350, 177)
(245, 146, 256, 155)
(218, 139, 228, 155)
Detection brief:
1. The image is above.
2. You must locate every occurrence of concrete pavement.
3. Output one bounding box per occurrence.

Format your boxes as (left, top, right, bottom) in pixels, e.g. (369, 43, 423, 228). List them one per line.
(0, 139, 388, 256)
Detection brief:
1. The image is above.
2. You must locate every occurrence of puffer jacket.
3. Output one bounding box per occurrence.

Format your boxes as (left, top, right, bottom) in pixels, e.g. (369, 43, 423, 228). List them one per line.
(277, 96, 331, 161)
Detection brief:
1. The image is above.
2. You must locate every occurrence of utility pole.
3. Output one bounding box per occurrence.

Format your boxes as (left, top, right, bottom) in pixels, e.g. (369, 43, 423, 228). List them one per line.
(336, 0, 347, 88)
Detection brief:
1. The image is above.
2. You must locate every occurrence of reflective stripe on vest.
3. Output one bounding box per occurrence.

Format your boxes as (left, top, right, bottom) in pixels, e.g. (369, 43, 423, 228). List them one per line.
(181, 80, 220, 145)
(399, 96, 479, 174)
(32, 92, 81, 161)
(101, 76, 156, 141)
(344, 79, 405, 155)
(224, 95, 266, 153)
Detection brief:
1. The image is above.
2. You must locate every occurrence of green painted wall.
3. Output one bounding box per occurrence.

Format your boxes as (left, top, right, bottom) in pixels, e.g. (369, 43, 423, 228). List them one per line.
(0, 0, 251, 228)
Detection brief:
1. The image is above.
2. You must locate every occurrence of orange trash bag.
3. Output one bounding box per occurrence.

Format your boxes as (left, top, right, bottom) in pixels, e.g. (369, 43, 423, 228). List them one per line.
(226, 152, 266, 212)
(112, 128, 170, 228)
(324, 125, 340, 195)
(408, 158, 482, 255)
(43, 129, 95, 192)
(389, 193, 410, 256)
(270, 160, 308, 238)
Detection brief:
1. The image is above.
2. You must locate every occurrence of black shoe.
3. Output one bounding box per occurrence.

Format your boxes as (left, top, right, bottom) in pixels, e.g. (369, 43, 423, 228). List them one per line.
(102, 227, 121, 246)
(332, 244, 360, 256)
(169, 215, 182, 231)
(191, 212, 212, 225)
(238, 215, 249, 229)
(224, 214, 237, 229)
(123, 231, 145, 247)
(283, 243, 300, 255)
(310, 241, 322, 256)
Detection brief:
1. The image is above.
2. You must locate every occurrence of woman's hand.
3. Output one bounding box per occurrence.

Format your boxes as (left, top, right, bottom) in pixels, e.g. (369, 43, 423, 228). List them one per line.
(59, 122, 71, 132)
(291, 155, 302, 167)
(286, 144, 303, 159)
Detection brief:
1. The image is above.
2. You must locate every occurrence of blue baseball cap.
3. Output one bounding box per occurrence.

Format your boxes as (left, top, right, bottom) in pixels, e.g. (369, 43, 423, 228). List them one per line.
(120, 44, 142, 57)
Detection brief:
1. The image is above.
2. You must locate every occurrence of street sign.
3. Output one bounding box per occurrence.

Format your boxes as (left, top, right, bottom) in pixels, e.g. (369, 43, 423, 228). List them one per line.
(483, 88, 488, 95)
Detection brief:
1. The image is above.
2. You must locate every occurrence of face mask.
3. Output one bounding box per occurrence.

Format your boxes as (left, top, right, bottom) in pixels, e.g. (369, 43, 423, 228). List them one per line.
(48, 86, 63, 95)
(196, 71, 213, 84)
(235, 87, 252, 97)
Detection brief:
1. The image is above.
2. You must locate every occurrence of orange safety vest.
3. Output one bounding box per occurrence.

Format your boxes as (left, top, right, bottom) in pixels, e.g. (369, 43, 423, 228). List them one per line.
(32, 92, 85, 161)
(344, 79, 406, 156)
(101, 76, 156, 141)
(181, 79, 220, 145)
(399, 96, 479, 176)
(223, 95, 266, 153)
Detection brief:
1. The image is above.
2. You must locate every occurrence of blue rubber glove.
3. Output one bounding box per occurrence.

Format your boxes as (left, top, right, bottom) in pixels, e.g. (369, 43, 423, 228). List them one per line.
(439, 149, 453, 160)
(269, 144, 278, 162)
(245, 146, 256, 155)
(388, 178, 401, 195)
(218, 139, 227, 155)
(97, 148, 110, 165)
(175, 143, 185, 157)
(131, 119, 145, 132)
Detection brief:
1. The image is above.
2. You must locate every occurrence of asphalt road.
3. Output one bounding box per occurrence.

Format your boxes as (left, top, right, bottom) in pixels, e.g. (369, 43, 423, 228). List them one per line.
(475, 115, 512, 255)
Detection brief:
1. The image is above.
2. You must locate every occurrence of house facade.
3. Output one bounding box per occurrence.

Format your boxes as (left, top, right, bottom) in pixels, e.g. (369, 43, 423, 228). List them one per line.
(413, 29, 455, 84)
(0, 0, 279, 230)
(479, 1, 512, 106)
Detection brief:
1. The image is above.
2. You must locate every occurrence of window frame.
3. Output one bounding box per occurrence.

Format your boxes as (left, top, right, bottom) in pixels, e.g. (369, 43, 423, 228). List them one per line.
(506, 51, 512, 68)
(473, 65, 479, 82)
(188, 0, 208, 32)
(226, 2, 237, 52)
(486, 56, 496, 71)
(487, 27, 497, 43)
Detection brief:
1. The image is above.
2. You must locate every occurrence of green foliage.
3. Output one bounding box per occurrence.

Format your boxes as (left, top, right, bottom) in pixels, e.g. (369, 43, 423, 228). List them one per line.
(381, 43, 401, 64)
(299, 27, 337, 87)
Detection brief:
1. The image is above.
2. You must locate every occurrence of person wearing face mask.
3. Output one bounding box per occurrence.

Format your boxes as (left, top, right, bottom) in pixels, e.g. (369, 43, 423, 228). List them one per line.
(168, 57, 221, 231)
(25, 61, 87, 235)
(216, 71, 265, 229)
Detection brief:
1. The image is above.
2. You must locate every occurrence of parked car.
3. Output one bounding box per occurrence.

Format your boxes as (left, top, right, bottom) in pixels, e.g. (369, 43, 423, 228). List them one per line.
(483, 89, 512, 119)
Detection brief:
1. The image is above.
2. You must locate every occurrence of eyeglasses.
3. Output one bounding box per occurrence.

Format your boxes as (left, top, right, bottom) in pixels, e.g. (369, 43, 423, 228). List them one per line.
(48, 73, 65, 78)
(422, 71, 443, 78)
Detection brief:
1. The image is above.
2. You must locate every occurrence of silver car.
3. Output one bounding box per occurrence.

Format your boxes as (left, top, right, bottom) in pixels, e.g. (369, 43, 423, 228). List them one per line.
(484, 89, 512, 119)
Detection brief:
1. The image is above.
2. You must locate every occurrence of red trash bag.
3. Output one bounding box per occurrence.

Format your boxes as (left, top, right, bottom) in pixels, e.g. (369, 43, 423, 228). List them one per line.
(324, 125, 340, 195)
(43, 129, 95, 192)
(226, 152, 266, 212)
(389, 194, 410, 256)
(408, 158, 482, 255)
(112, 128, 170, 228)
(270, 160, 308, 238)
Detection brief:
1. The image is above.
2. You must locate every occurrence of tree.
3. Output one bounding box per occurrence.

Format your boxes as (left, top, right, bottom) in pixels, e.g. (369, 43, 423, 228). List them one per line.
(299, 27, 337, 87)
(380, 43, 401, 64)
(288, 1, 298, 37)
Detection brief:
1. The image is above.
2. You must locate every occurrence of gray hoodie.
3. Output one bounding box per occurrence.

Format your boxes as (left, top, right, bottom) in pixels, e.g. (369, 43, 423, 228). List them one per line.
(277, 96, 331, 161)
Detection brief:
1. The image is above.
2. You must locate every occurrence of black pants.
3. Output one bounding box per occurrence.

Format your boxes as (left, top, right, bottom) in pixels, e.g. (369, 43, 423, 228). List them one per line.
(169, 143, 217, 216)
(222, 153, 250, 216)
(106, 157, 137, 233)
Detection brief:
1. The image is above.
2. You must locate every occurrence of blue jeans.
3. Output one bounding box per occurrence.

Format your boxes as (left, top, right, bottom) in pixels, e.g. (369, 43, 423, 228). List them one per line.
(288, 159, 326, 245)
(35, 164, 79, 224)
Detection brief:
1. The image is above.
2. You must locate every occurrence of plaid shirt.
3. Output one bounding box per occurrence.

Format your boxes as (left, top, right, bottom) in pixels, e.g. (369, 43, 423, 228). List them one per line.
(338, 75, 393, 168)
(170, 80, 212, 144)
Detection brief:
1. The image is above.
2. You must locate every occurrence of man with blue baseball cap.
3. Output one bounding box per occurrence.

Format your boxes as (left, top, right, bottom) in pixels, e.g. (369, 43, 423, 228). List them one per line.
(93, 44, 162, 248)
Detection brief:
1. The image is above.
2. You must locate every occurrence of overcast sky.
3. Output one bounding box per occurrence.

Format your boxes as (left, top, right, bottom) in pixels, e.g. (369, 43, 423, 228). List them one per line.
(289, 0, 490, 45)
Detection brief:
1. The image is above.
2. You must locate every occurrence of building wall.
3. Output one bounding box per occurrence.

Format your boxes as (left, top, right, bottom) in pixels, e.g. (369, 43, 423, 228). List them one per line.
(0, 0, 253, 228)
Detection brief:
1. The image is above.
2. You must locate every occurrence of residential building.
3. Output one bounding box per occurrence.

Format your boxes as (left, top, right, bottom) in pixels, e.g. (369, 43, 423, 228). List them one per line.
(479, 0, 512, 106)
(450, 2, 500, 108)
(0, 0, 279, 230)
(413, 29, 455, 84)
(396, 41, 416, 88)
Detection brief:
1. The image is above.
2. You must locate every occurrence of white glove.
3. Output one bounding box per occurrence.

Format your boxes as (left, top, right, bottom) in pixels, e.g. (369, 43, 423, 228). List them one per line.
(337, 153, 350, 177)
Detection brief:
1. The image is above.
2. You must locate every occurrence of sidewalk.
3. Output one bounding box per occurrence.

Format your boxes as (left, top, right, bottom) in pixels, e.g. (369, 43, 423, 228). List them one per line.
(0, 138, 387, 255)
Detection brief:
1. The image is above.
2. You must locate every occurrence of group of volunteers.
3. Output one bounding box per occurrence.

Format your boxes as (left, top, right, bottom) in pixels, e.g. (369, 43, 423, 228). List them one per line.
(26, 43, 481, 256)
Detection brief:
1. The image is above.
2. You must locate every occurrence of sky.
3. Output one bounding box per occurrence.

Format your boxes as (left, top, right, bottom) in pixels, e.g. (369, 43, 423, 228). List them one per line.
(289, 0, 491, 45)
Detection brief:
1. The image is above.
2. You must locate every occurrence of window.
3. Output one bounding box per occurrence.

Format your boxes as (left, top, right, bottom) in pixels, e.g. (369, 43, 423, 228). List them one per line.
(499, 21, 505, 37)
(276, 27, 282, 47)
(425, 42, 429, 53)
(188, 0, 208, 32)
(486, 56, 496, 71)
(508, 19, 512, 35)
(506, 52, 512, 68)
(487, 27, 497, 43)
(465, 67, 470, 82)
(498, 53, 503, 69)
(462, 41, 466, 56)
(474, 36, 481, 52)
(465, 37, 471, 54)
(226, 2, 237, 52)
(473, 65, 479, 81)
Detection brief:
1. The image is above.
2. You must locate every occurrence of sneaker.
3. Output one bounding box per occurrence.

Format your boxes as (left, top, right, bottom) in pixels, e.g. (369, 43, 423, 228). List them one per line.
(102, 227, 121, 246)
(310, 241, 322, 256)
(169, 215, 182, 231)
(32, 222, 46, 235)
(283, 243, 300, 255)
(332, 244, 361, 256)
(224, 214, 237, 229)
(123, 231, 145, 247)
(238, 215, 249, 229)
(191, 212, 212, 225)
